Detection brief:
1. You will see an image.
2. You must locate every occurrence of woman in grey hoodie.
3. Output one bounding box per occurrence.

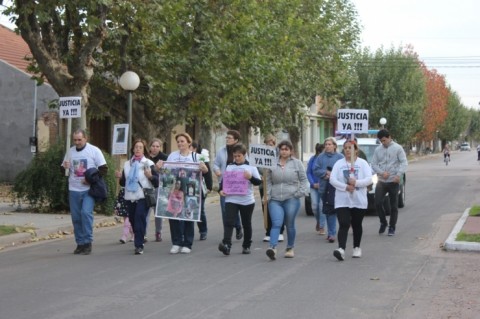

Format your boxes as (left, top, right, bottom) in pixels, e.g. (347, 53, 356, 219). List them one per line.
(265, 140, 309, 260)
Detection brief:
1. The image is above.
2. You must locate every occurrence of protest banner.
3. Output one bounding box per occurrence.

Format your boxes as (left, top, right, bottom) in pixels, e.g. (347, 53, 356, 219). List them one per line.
(222, 170, 249, 195)
(249, 144, 277, 169)
(337, 109, 369, 134)
(155, 162, 202, 222)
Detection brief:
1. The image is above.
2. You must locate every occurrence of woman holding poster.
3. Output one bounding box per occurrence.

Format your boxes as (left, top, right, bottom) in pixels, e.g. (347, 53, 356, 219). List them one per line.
(266, 140, 309, 260)
(218, 144, 262, 255)
(155, 132, 208, 255)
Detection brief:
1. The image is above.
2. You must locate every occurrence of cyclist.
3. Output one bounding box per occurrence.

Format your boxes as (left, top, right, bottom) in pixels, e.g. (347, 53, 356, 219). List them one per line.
(443, 145, 451, 162)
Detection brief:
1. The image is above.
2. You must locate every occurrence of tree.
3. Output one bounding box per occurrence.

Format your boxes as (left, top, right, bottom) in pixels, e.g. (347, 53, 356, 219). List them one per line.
(416, 66, 449, 143)
(438, 89, 468, 143)
(6, 0, 111, 129)
(346, 46, 426, 145)
(91, 0, 360, 147)
(6, 1, 361, 149)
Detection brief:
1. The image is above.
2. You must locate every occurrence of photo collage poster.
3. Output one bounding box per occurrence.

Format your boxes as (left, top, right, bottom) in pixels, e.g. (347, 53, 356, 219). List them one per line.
(155, 162, 202, 222)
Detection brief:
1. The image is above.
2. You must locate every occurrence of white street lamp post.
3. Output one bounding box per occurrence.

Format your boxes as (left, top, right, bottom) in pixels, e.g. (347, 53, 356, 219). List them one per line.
(379, 117, 387, 129)
(119, 71, 140, 154)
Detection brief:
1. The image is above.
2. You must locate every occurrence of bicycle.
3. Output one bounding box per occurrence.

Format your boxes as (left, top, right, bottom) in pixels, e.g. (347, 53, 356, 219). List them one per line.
(444, 153, 450, 166)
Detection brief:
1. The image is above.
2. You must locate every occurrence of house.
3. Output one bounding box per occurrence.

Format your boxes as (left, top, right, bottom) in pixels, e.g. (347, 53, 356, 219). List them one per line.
(0, 24, 59, 182)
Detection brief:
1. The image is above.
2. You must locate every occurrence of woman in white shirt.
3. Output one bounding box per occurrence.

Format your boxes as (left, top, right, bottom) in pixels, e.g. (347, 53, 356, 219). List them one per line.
(155, 133, 208, 254)
(329, 140, 372, 261)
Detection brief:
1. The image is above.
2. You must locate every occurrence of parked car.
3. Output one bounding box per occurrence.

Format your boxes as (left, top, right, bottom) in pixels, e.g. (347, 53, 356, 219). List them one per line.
(336, 137, 406, 215)
(460, 142, 471, 151)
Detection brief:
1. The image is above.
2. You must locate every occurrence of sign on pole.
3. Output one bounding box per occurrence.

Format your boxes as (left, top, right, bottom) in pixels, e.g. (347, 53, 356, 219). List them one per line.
(59, 96, 82, 119)
(112, 124, 129, 155)
(337, 109, 369, 134)
(59, 96, 81, 176)
(249, 144, 277, 169)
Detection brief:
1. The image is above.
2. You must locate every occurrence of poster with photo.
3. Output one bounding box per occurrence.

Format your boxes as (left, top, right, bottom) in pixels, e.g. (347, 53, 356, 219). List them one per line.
(155, 162, 202, 222)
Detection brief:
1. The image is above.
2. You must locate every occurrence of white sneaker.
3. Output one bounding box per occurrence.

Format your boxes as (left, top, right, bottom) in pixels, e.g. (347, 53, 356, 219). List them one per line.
(352, 247, 362, 258)
(333, 248, 345, 261)
(180, 247, 191, 254)
(263, 236, 270, 242)
(170, 245, 181, 254)
(278, 234, 284, 242)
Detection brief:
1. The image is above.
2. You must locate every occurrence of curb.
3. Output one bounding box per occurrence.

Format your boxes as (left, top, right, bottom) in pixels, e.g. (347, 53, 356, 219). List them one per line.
(0, 215, 119, 249)
(444, 208, 480, 252)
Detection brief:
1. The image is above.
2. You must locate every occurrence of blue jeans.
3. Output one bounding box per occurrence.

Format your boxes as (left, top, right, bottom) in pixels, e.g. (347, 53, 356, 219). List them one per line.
(268, 197, 301, 249)
(325, 212, 337, 237)
(220, 196, 241, 230)
(311, 189, 325, 228)
(69, 190, 95, 245)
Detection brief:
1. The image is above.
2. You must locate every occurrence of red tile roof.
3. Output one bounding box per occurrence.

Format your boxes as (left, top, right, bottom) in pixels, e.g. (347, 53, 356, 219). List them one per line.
(0, 24, 33, 73)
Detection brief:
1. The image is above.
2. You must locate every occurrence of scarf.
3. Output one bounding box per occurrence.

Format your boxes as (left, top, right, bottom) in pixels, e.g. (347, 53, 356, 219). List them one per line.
(126, 160, 140, 192)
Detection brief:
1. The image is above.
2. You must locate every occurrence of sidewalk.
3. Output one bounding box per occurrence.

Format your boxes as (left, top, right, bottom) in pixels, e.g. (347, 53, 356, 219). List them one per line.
(443, 207, 480, 252)
(0, 202, 118, 249)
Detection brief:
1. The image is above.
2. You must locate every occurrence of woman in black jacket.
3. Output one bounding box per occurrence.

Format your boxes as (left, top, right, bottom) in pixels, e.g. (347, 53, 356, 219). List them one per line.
(191, 141, 213, 240)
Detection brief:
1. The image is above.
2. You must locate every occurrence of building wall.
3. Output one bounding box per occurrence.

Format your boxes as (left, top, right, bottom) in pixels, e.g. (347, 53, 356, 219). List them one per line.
(0, 62, 58, 182)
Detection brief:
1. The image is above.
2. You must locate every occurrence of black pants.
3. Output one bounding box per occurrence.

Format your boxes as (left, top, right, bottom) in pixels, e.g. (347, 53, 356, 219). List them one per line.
(375, 181, 399, 227)
(259, 187, 284, 236)
(197, 194, 207, 235)
(223, 202, 255, 248)
(126, 199, 148, 249)
(336, 207, 366, 250)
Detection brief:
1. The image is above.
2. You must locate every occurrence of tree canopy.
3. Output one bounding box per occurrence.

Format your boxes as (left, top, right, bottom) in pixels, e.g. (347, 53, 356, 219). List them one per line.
(4, 0, 361, 145)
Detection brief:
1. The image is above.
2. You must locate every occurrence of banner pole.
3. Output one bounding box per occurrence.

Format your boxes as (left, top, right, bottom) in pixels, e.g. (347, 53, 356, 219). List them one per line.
(263, 168, 268, 230)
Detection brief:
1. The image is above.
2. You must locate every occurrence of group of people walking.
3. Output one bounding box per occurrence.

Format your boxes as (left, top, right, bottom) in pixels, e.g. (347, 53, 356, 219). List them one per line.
(62, 128, 407, 262)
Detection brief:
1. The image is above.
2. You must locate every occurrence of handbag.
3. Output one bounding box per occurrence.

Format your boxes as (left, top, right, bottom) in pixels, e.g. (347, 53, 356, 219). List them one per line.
(138, 182, 157, 208)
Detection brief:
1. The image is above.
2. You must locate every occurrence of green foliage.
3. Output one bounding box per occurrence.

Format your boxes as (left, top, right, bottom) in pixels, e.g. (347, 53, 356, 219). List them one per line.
(456, 232, 480, 242)
(91, 0, 360, 140)
(0, 225, 36, 237)
(11, 142, 116, 215)
(12, 142, 69, 212)
(469, 205, 480, 217)
(438, 90, 469, 142)
(346, 47, 426, 145)
(99, 151, 117, 216)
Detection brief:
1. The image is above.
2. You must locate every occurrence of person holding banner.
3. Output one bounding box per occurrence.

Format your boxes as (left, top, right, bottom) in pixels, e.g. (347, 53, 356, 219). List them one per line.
(265, 140, 309, 260)
(148, 138, 168, 242)
(313, 137, 344, 240)
(117, 139, 159, 255)
(155, 132, 208, 254)
(213, 129, 244, 240)
(218, 144, 262, 255)
(259, 134, 285, 243)
(62, 129, 107, 255)
(329, 140, 372, 261)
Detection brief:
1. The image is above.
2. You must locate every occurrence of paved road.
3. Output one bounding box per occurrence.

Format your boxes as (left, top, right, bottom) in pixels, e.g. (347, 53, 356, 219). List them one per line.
(0, 151, 479, 319)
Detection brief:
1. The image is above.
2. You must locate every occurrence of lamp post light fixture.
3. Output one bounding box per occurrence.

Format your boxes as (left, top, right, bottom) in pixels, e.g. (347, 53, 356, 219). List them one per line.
(379, 117, 387, 129)
(118, 71, 140, 154)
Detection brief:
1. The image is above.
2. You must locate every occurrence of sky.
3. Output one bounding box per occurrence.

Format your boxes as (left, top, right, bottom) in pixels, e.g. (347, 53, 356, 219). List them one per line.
(352, 0, 480, 109)
(1, 1, 479, 108)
